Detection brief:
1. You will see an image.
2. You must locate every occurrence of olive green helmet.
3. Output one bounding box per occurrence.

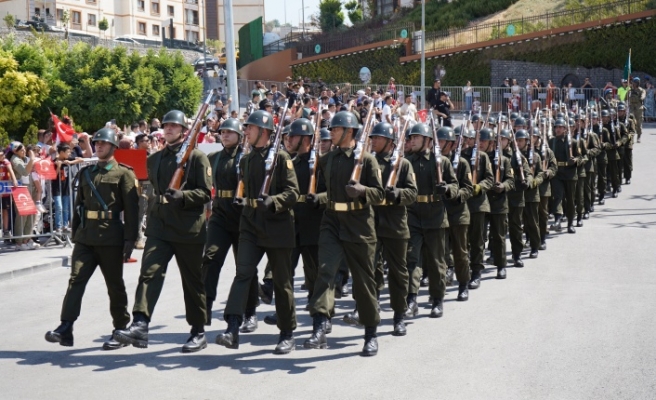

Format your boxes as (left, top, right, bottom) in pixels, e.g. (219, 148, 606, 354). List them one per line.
(471, 114, 481, 123)
(162, 110, 187, 127)
(92, 127, 119, 147)
(408, 123, 432, 138)
(453, 126, 462, 136)
(554, 118, 567, 127)
(479, 128, 494, 141)
(600, 110, 610, 117)
(218, 118, 243, 136)
(289, 118, 314, 136)
(370, 122, 395, 140)
(515, 129, 530, 140)
(531, 127, 541, 137)
(617, 102, 627, 111)
(329, 111, 360, 131)
(243, 110, 275, 131)
(437, 126, 455, 141)
(499, 128, 512, 139)
(510, 112, 519, 121)
(320, 128, 331, 140)
(513, 117, 527, 127)
(463, 129, 476, 139)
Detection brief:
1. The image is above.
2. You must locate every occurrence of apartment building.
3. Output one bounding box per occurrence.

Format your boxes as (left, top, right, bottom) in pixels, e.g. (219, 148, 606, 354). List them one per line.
(204, 0, 264, 42)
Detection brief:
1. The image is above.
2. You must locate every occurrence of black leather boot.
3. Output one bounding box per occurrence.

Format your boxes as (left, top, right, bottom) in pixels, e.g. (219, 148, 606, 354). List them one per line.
(362, 326, 378, 356)
(582, 212, 590, 220)
(405, 294, 418, 318)
(334, 272, 344, 299)
(457, 284, 469, 302)
(513, 255, 524, 268)
(539, 241, 547, 251)
(496, 266, 507, 279)
(45, 321, 74, 347)
(115, 313, 148, 348)
(325, 317, 333, 334)
(430, 299, 444, 318)
(392, 312, 406, 336)
(259, 280, 273, 305)
(303, 315, 327, 349)
(445, 267, 455, 286)
(205, 300, 213, 326)
(420, 269, 429, 287)
(529, 249, 539, 259)
(102, 329, 128, 350)
(240, 311, 258, 333)
(551, 214, 563, 232)
(468, 270, 481, 290)
(274, 331, 295, 354)
(341, 279, 350, 298)
(263, 313, 278, 326)
(182, 326, 207, 353)
(215, 315, 240, 349)
(576, 216, 583, 227)
(343, 308, 361, 326)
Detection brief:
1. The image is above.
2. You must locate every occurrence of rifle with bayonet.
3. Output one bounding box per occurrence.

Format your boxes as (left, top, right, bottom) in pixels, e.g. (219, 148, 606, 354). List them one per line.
(307, 105, 324, 195)
(350, 102, 375, 182)
(259, 103, 289, 198)
(428, 111, 443, 183)
(386, 118, 410, 188)
(471, 105, 491, 185)
(452, 113, 469, 169)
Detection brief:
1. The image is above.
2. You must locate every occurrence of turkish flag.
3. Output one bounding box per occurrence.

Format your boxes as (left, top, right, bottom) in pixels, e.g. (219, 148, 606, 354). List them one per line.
(34, 158, 57, 180)
(11, 186, 37, 216)
(114, 149, 148, 180)
(417, 109, 428, 123)
(51, 112, 76, 144)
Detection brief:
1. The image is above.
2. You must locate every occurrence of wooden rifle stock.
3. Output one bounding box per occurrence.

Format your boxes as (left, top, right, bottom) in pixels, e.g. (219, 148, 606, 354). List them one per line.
(234, 134, 250, 201)
(349, 103, 375, 182)
(259, 103, 289, 198)
(428, 112, 443, 183)
(387, 118, 410, 188)
(168, 92, 214, 190)
(308, 105, 324, 195)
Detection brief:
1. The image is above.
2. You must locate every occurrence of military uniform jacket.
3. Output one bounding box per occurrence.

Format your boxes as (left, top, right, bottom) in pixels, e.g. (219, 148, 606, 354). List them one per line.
(600, 123, 625, 161)
(372, 153, 417, 239)
(406, 150, 458, 230)
(72, 159, 139, 246)
(146, 145, 212, 244)
(485, 150, 515, 214)
(572, 131, 587, 178)
(628, 87, 646, 110)
(503, 148, 533, 208)
(584, 131, 601, 173)
(208, 145, 243, 233)
(293, 151, 325, 246)
(548, 135, 582, 181)
(445, 155, 473, 226)
(593, 125, 608, 164)
(240, 145, 299, 248)
(538, 147, 557, 198)
(522, 150, 543, 203)
(625, 116, 637, 149)
(315, 147, 384, 244)
(462, 147, 493, 214)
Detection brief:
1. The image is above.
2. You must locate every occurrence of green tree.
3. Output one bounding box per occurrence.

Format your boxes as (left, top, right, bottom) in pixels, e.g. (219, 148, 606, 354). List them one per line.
(60, 9, 69, 40)
(3, 14, 15, 30)
(318, 0, 345, 32)
(344, 0, 363, 24)
(98, 18, 109, 39)
(22, 124, 38, 145)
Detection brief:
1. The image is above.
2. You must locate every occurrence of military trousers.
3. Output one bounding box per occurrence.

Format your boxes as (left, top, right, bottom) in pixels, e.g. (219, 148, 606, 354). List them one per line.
(607, 158, 620, 191)
(551, 178, 577, 223)
(264, 246, 301, 282)
(523, 202, 541, 251)
(623, 148, 633, 181)
(597, 161, 607, 200)
(446, 225, 471, 284)
(635, 108, 643, 139)
(310, 224, 380, 328)
(488, 213, 508, 268)
(406, 231, 423, 295)
(224, 239, 296, 331)
(539, 196, 550, 243)
(508, 205, 524, 258)
(584, 171, 596, 212)
(133, 237, 206, 327)
(61, 243, 130, 329)
(301, 245, 319, 299)
(576, 175, 585, 215)
(468, 212, 487, 274)
(202, 217, 258, 324)
(406, 226, 448, 301)
(374, 237, 409, 314)
(374, 243, 385, 295)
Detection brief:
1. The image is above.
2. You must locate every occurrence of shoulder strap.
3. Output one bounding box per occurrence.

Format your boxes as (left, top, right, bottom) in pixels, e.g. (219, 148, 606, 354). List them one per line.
(212, 151, 222, 188)
(84, 168, 108, 211)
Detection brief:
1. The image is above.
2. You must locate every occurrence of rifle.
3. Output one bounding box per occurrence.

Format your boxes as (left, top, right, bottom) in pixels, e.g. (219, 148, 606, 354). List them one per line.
(169, 92, 213, 190)
(350, 103, 375, 182)
(307, 105, 324, 195)
(528, 107, 539, 170)
(609, 105, 617, 146)
(542, 109, 550, 171)
(494, 114, 502, 183)
(234, 133, 250, 201)
(259, 103, 289, 198)
(428, 112, 443, 183)
(506, 108, 525, 181)
(564, 108, 574, 159)
(452, 113, 469, 169)
(387, 118, 410, 188)
(471, 105, 491, 184)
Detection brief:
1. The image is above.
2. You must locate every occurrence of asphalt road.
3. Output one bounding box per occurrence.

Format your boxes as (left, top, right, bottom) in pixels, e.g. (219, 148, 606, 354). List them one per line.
(1, 127, 655, 400)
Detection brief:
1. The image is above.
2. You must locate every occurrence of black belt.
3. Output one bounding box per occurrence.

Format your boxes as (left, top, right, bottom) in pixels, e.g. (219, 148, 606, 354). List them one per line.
(86, 210, 119, 220)
(327, 201, 364, 212)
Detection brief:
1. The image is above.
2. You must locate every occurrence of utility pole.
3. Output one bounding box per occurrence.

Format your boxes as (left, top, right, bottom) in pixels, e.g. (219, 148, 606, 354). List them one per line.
(420, 0, 426, 110)
(224, 0, 239, 115)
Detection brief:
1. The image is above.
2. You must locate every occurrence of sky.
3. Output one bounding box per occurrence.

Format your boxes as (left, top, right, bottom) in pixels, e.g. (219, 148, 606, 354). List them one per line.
(264, 0, 322, 27)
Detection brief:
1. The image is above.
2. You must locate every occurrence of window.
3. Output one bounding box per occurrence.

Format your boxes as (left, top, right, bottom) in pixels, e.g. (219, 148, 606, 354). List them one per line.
(56, 9, 63, 22)
(152, 24, 160, 36)
(185, 9, 199, 25)
(72, 11, 81, 25)
(87, 0, 97, 4)
(168, 6, 175, 16)
(138, 21, 146, 35)
(137, 0, 145, 11)
(34, 7, 41, 17)
(88, 14, 96, 26)
(151, 1, 160, 15)
(186, 30, 199, 43)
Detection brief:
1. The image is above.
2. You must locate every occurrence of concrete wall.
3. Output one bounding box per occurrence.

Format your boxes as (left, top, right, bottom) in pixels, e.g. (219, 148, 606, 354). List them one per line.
(238, 47, 295, 82)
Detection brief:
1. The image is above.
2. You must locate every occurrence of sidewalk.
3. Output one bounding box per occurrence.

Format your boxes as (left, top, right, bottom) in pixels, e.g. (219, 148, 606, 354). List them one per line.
(0, 242, 72, 281)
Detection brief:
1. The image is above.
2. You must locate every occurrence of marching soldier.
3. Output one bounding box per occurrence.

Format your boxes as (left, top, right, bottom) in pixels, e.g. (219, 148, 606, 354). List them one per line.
(116, 110, 212, 353)
(570, 117, 587, 227)
(203, 119, 260, 331)
(583, 113, 601, 219)
(405, 124, 458, 317)
(534, 125, 557, 250)
(594, 111, 609, 205)
(303, 111, 384, 356)
(516, 129, 544, 258)
(548, 118, 583, 234)
(45, 128, 139, 349)
(444, 128, 473, 300)
(600, 110, 623, 199)
(215, 110, 300, 354)
(628, 77, 646, 143)
(462, 128, 494, 289)
(617, 103, 635, 184)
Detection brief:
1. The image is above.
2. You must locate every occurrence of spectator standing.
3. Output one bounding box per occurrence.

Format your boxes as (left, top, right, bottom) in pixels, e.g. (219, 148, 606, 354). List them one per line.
(52, 143, 72, 233)
(427, 79, 442, 110)
(511, 79, 521, 112)
(7, 142, 40, 250)
(464, 81, 474, 112)
(382, 95, 394, 124)
(568, 83, 577, 109)
(644, 81, 655, 121)
(617, 79, 629, 102)
(387, 77, 396, 96)
(581, 77, 594, 104)
(0, 150, 18, 238)
(435, 92, 453, 127)
(398, 94, 418, 121)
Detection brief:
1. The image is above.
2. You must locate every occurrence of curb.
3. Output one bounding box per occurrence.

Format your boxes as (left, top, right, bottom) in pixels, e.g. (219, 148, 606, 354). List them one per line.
(0, 256, 71, 282)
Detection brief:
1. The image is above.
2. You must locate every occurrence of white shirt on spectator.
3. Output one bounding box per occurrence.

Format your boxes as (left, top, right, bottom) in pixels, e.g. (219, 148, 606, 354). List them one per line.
(382, 104, 392, 123)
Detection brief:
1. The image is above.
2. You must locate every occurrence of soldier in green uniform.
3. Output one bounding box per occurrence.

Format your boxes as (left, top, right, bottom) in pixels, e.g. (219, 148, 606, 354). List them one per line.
(203, 119, 260, 332)
(617, 103, 635, 185)
(404, 123, 458, 317)
(215, 110, 300, 355)
(303, 111, 384, 357)
(534, 125, 557, 250)
(115, 110, 212, 353)
(582, 113, 601, 219)
(628, 77, 646, 143)
(368, 121, 417, 334)
(485, 123, 515, 278)
(600, 110, 624, 199)
(444, 127, 473, 300)
(594, 111, 609, 206)
(548, 118, 583, 234)
(571, 117, 588, 227)
(500, 128, 532, 268)
(462, 128, 494, 289)
(516, 129, 543, 258)
(45, 128, 139, 349)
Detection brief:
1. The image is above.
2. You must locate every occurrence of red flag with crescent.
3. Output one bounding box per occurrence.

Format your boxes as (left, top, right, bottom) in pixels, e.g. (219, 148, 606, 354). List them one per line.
(34, 158, 58, 180)
(51, 112, 76, 144)
(11, 186, 37, 216)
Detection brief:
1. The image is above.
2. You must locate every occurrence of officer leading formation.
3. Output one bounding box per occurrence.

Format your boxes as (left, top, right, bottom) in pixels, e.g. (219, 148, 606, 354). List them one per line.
(44, 94, 642, 357)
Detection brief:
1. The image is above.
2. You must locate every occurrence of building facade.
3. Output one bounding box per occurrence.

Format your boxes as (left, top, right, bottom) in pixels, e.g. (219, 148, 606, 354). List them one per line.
(204, 0, 264, 42)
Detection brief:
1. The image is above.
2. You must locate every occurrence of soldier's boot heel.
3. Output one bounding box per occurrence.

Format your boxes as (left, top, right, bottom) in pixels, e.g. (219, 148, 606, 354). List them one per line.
(215, 315, 240, 349)
(303, 315, 327, 349)
(115, 317, 149, 349)
(392, 312, 407, 337)
(362, 326, 378, 357)
(45, 321, 74, 347)
(274, 331, 295, 355)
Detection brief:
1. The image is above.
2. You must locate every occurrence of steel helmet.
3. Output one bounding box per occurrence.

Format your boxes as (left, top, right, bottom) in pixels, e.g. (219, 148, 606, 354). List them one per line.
(479, 128, 494, 141)
(499, 129, 512, 139)
(243, 110, 275, 131)
(92, 128, 119, 147)
(471, 114, 481, 123)
(409, 123, 432, 138)
(218, 118, 243, 136)
(437, 126, 455, 141)
(370, 122, 395, 140)
(162, 110, 187, 127)
(600, 109, 610, 117)
(515, 129, 529, 140)
(513, 117, 527, 127)
(319, 128, 331, 141)
(329, 111, 360, 131)
(554, 118, 567, 127)
(289, 118, 314, 136)
(510, 112, 519, 121)
(531, 127, 541, 137)
(617, 102, 627, 111)
(463, 129, 477, 139)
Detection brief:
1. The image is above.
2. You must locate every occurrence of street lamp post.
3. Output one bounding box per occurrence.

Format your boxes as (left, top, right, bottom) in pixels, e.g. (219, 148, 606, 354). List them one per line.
(298, 6, 309, 38)
(420, 0, 426, 111)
